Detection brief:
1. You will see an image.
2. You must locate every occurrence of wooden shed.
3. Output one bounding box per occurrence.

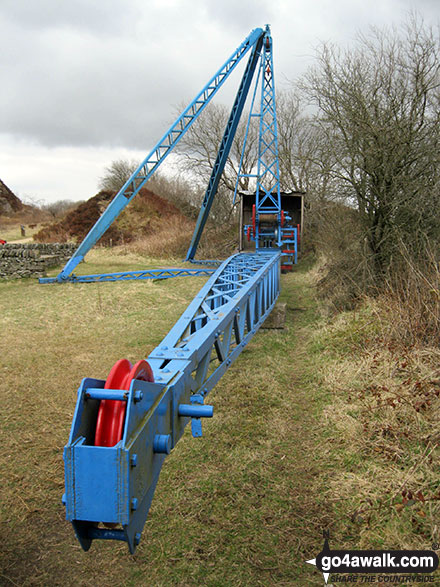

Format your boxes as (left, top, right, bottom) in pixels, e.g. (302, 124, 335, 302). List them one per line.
(238, 190, 305, 251)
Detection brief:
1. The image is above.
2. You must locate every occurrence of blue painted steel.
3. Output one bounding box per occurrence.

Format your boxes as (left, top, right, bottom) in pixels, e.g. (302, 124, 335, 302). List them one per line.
(62, 25, 293, 555)
(153, 434, 171, 455)
(234, 27, 298, 269)
(55, 28, 264, 282)
(178, 404, 214, 418)
(85, 388, 129, 401)
(39, 267, 215, 284)
(64, 251, 281, 552)
(185, 32, 264, 261)
(255, 27, 282, 244)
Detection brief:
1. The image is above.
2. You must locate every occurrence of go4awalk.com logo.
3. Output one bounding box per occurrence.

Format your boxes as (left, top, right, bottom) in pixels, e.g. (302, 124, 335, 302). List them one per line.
(306, 532, 439, 584)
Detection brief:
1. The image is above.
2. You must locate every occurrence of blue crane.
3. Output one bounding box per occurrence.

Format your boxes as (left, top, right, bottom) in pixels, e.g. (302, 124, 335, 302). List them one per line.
(61, 25, 299, 553)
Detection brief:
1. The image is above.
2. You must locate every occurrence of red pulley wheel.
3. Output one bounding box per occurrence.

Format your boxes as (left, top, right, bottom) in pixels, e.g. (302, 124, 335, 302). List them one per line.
(94, 358, 154, 447)
(247, 226, 252, 242)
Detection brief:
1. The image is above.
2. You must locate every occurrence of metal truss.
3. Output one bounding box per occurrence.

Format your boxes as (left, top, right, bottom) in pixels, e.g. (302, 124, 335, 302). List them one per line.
(55, 27, 265, 282)
(188, 259, 223, 267)
(254, 28, 282, 246)
(185, 34, 264, 261)
(39, 267, 214, 284)
(63, 251, 281, 553)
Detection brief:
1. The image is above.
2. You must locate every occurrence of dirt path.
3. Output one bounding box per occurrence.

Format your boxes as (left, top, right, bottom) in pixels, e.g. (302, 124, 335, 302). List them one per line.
(10, 237, 34, 243)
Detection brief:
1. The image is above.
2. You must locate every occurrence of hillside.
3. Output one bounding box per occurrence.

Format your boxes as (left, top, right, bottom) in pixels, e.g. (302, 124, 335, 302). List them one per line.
(34, 187, 187, 245)
(0, 179, 23, 215)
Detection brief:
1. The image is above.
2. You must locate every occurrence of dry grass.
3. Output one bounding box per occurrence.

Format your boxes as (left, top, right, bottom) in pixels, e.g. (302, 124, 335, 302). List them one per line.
(379, 249, 440, 346)
(312, 298, 440, 551)
(0, 222, 46, 242)
(126, 215, 196, 258)
(126, 219, 239, 261)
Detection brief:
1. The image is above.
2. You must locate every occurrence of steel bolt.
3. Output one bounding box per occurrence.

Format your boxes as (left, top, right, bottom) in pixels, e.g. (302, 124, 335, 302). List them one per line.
(134, 390, 143, 403)
(131, 498, 138, 511)
(130, 454, 138, 467)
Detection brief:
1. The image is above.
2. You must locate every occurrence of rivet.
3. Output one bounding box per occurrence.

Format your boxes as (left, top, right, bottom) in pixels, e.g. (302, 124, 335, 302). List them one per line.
(131, 498, 138, 511)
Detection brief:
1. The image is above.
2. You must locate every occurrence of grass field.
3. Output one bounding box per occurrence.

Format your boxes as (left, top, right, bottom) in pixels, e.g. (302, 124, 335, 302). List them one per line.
(1, 250, 438, 586)
(0, 223, 44, 243)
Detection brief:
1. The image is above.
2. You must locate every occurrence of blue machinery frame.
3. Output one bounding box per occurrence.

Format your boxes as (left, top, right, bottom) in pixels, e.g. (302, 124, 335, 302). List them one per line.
(64, 252, 280, 553)
(60, 26, 300, 552)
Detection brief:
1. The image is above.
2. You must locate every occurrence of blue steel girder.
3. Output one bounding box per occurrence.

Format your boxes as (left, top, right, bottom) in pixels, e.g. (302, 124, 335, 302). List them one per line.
(63, 251, 281, 553)
(56, 27, 265, 282)
(255, 27, 281, 234)
(39, 268, 215, 284)
(185, 34, 264, 261)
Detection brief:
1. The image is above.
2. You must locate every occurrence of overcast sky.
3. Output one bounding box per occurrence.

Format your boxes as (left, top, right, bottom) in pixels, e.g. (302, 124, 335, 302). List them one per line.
(0, 0, 438, 204)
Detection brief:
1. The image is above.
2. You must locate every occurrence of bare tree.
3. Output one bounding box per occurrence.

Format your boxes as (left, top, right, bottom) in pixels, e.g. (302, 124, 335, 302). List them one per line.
(175, 102, 259, 222)
(98, 159, 140, 192)
(303, 16, 440, 273)
(97, 157, 202, 218)
(42, 199, 79, 219)
(277, 89, 340, 201)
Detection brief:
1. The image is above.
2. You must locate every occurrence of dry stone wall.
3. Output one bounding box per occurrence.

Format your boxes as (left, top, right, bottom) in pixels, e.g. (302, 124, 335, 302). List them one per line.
(0, 243, 76, 279)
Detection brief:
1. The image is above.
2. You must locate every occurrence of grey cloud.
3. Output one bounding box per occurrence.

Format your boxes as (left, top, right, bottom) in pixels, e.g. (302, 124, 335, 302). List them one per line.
(0, 5, 212, 150)
(0, 0, 140, 35)
(205, 0, 275, 31)
(0, 0, 436, 157)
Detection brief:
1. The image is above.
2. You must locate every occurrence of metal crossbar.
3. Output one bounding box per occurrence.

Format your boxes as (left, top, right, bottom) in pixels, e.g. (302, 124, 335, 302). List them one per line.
(39, 268, 214, 284)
